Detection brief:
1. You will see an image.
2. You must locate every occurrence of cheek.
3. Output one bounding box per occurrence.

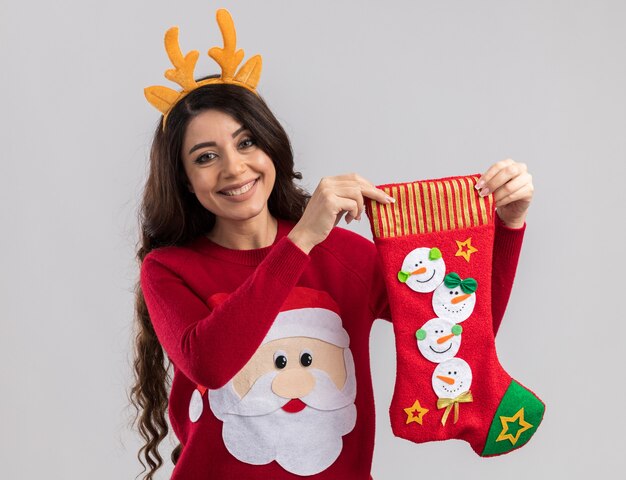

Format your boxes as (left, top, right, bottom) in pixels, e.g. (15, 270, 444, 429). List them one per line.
(186, 169, 216, 195)
(261, 159, 276, 189)
(232, 352, 275, 398)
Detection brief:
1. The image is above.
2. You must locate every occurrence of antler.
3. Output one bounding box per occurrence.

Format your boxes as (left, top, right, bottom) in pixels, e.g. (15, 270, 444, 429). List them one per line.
(163, 27, 199, 90)
(144, 8, 263, 120)
(208, 9, 245, 80)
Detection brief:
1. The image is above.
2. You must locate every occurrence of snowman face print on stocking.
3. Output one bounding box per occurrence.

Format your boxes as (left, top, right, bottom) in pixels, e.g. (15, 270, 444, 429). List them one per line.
(397, 247, 446, 293)
(432, 358, 473, 399)
(432, 273, 477, 322)
(416, 318, 463, 363)
(433, 358, 474, 426)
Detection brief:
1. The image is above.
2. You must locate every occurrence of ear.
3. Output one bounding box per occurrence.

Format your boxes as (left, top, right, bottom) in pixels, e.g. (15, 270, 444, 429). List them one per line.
(429, 247, 442, 261)
(187, 183, 195, 194)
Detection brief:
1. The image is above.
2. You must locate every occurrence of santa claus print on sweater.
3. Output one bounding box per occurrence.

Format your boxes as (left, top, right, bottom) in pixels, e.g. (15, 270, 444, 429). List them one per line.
(190, 287, 357, 476)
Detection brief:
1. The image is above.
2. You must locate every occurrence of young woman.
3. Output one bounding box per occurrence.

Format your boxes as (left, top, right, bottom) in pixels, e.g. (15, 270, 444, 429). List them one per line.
(130, 83, 533, 479)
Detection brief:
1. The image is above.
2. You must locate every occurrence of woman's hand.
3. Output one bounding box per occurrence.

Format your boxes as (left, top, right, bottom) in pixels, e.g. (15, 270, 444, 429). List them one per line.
(476, 159, 534, 229)
(288, 173, 394, 254)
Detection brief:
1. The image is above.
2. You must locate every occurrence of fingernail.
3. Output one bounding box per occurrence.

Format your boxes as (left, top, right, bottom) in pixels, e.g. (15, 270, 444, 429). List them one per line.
(387, 196, 396, 203)
(479, 187, 490, 197)
(475, 179, 485, 189)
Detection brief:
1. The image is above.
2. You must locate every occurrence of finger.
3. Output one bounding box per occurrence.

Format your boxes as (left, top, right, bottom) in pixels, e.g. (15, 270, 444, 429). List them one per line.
(476, 159, 516, 192)
(329, 182, 393, 219)
(496, 183, 534, 208)
(359, 184, 396, 205)
(491, 171, 532, 203)
(329, 174, 394, 205)
(333, 197, 360, 224)
(332, 185, 365, 220)
(479, 161, 527, 197)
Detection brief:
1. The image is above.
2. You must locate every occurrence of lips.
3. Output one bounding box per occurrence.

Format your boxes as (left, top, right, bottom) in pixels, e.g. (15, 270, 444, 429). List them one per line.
(281, 398, 307, 413)
(219, 177, 259, 196)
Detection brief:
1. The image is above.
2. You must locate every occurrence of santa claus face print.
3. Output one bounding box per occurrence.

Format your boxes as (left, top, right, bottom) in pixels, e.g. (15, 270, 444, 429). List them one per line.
(432, 358, 473, 399)
(415, 318, 462, 363)
(432, 273, 477, 322)
(208, 336, 357, 476)
(398, 247, 445, 293)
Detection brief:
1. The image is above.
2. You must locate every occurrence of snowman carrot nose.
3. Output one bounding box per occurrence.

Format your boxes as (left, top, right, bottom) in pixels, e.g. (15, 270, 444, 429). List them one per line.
(437, 334, 456, 344)
(412, 267, 427, 275)
(437, 375, 455, 385)
(451, 293, 471, 304)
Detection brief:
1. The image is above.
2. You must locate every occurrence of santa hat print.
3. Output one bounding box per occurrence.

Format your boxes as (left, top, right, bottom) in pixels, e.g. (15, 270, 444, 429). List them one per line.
(189, 287, 347, 422)
(262, 287, 348, 347)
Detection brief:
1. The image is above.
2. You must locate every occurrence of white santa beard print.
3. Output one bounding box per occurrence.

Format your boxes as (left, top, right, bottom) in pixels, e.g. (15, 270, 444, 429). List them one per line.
(223, 403, 357, 475)
(207, 357, 358, 476)
(209, 371, 284, 420)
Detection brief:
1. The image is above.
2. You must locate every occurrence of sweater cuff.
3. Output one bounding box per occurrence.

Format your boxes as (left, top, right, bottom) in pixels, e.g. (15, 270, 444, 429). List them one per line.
(495, 211, 526, 248)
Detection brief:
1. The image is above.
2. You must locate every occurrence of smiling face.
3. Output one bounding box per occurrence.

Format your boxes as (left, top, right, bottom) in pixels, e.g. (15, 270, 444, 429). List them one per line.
(398, 247, 446, 293)
(432, 358, 473, 398)
(432, 282, 477, 322)
(416, 318, 462, 363)
(181, 109, 276, 226)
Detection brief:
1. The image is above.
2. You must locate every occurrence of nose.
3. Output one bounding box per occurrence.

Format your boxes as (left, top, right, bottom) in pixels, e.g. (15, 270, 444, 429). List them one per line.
(221, 147, 247, 176)
(437, 375, 455, 385)
(272, 369, 316, 399)
(437, 333, 456, 345)
(411, 266, 427, 275)
(451, 293, 471, 305)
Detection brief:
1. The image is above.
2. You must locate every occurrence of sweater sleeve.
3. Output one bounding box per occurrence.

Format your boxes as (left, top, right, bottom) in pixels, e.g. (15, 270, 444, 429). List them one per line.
(367, 242, 392, 323)
(140, 236, 311, 389)
(491, 213, 526, 336)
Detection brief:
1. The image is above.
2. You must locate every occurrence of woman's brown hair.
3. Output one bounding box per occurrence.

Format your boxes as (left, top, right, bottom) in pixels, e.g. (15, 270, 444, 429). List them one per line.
(129, 83, 310, 479)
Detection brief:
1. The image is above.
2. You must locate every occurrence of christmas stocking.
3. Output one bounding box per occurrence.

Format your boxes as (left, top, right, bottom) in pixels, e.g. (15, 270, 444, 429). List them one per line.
(364, 174, 545, 456)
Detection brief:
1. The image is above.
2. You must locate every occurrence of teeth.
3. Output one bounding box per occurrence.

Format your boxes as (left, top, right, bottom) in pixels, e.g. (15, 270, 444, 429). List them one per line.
(222, 179, 256, 196)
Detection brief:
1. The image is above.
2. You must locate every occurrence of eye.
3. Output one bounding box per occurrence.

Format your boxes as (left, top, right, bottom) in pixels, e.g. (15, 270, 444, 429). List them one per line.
(194, 152, 217, 165)
(300, 350, 313, 367)
(273, 350, 287, 369)
(239, 137, 256, 149)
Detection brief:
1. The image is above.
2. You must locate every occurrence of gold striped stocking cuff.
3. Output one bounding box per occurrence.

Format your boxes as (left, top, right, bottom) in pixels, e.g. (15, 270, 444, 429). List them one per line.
(366, 174, 495, 239)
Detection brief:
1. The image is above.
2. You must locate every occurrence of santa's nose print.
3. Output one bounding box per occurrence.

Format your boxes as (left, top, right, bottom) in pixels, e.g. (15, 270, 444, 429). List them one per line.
(432, 272, 477, 322)
(271, 349, 316, 412)
(397, 247, 446, 293)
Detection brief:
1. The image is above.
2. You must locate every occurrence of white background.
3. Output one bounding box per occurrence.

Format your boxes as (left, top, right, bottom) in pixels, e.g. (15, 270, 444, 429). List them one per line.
(1, 1, 625, 478)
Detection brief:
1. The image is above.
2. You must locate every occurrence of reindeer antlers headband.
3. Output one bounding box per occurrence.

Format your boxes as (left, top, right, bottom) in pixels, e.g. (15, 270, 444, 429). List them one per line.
(144, 8, 263, 129)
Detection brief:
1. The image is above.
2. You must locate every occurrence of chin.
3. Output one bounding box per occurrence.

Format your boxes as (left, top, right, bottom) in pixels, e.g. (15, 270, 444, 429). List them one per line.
(211, 202, 269, 222)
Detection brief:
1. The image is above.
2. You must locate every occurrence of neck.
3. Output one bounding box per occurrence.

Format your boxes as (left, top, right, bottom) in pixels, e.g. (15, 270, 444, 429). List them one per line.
(208, 211, 279, 250)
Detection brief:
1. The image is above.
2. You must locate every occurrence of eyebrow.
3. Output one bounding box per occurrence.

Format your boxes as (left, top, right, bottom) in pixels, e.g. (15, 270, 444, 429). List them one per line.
(188, 125, 249, 155)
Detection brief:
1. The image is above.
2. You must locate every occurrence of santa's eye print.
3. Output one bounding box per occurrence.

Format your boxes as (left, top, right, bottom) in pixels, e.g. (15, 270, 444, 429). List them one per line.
(300, 350, 313, 367)
(274, 350, 287, 369)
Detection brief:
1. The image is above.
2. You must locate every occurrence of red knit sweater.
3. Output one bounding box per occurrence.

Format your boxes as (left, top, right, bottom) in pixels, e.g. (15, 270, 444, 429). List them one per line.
(140, 215, 524, 479)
